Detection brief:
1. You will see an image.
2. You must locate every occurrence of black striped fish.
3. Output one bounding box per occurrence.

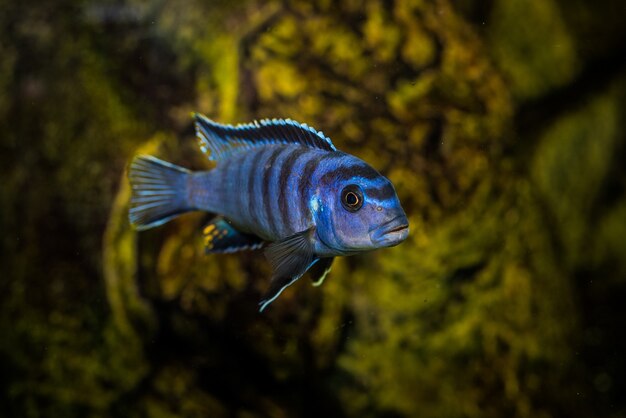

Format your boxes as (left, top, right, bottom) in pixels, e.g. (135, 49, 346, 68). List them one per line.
(128, 114, 409, 311)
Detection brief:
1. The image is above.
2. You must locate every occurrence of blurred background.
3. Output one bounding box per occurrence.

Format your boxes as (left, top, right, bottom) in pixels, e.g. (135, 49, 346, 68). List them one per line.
(1, 0, 625, 417)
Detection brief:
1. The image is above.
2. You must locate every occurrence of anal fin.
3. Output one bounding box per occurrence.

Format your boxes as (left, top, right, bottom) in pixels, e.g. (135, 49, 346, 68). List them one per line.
(203, 217, 263, 253)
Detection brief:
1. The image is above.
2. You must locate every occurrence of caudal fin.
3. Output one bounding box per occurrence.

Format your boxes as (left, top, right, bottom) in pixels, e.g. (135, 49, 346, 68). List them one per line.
(128, 155, 192, 230)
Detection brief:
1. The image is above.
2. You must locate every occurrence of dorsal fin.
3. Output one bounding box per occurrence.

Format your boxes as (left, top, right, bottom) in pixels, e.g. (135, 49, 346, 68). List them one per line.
(194, 113, 337, 161)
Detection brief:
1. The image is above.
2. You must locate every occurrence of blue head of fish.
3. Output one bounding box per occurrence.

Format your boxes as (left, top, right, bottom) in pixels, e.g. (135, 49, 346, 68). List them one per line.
(312, 155, 409, 255)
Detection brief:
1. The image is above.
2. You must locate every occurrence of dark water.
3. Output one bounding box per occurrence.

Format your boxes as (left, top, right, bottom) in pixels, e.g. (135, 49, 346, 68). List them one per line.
(1, 0, 626, 417)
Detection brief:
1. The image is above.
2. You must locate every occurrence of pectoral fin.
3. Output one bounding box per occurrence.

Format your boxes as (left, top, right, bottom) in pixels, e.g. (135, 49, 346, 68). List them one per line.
(259, 227, 317, 312)
(309, 257, 334, 287)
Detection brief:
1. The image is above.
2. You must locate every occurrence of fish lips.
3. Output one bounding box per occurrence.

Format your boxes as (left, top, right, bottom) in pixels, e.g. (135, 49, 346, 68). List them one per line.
(369, 215, 409, 247)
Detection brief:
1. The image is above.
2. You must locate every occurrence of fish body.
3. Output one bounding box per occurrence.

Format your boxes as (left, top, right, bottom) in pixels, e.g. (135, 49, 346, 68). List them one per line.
(189, 144, 324, 243)
(129, 115, 409, 310)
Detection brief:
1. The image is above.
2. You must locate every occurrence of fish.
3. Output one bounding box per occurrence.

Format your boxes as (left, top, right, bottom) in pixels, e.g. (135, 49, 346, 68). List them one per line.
(128, 114, 409, 311)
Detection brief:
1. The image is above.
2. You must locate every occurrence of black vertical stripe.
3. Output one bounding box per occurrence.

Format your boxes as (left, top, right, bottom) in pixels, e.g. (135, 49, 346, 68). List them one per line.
(239, 151, 258, 223)
(277, 147, 309, 235)
(295, 154, 322, 223)
(228, 153, 239, 219)
(296, 155, 325, 225)
(217, 158, 232, 213)
(247, 148, 266, 227)
(263, 146, 290, 235)
(296, 152, 346, 222)
(235, 153, 251, 221)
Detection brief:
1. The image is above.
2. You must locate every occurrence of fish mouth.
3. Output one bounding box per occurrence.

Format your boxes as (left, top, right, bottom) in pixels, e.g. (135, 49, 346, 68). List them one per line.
(369, 216, 409, 247)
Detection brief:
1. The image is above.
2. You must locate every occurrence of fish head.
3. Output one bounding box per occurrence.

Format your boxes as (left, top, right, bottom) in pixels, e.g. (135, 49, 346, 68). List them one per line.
(313, 158, 409, 253)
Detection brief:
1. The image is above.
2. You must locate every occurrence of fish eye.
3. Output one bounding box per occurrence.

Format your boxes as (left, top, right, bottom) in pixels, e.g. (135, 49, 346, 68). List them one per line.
(341, 185, 363, 212)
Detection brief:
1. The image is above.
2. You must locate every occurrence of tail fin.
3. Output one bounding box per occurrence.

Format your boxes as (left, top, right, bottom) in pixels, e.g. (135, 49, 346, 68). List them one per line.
(128, 155, 192, 230)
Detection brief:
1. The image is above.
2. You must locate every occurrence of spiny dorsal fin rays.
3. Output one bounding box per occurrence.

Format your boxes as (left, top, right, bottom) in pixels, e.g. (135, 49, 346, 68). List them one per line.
(194, 113, 337, 161)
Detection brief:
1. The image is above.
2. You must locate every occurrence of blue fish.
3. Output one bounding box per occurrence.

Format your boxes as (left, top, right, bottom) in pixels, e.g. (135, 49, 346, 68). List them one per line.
(128, 114, 409, 311)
